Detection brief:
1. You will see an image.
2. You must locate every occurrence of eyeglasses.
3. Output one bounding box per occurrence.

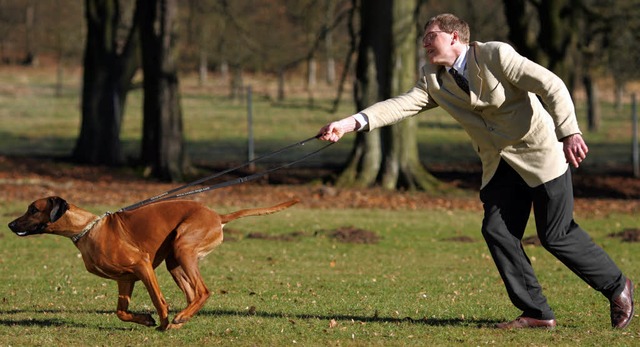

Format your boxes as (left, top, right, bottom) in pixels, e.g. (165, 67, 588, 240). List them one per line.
(423, 30, 449, 44)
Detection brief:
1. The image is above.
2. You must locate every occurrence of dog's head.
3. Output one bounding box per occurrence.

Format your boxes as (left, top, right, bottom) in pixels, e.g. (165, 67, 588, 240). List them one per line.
(8, 196, 69, 236)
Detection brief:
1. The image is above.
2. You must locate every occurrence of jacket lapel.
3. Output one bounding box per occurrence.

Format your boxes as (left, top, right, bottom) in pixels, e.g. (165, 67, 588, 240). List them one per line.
(468, 43, 482, 106)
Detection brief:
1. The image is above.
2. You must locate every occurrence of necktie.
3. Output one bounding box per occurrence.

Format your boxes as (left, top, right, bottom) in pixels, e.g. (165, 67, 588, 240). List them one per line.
(449, 68, 470, 95)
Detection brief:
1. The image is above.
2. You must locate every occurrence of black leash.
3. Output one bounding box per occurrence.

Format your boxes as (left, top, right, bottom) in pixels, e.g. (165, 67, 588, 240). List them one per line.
(118, 135, 332, 212)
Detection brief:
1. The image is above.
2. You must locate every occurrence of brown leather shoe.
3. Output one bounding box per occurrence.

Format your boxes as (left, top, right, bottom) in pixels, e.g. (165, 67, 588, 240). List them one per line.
(611, 278, 634, 329)
(496, 316, 557, 329)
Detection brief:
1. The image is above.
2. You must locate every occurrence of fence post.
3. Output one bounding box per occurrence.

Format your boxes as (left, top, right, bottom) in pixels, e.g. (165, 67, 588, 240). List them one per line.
(247, 85, 255, 171)
(632, 93, 638, 178)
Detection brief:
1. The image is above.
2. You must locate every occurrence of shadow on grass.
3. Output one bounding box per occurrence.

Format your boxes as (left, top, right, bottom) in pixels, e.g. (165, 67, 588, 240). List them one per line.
(0, 307, 500, 329)
(0, 317, 71, 328)
(197, 308, 501, 328)
(0, 308, 130, 330)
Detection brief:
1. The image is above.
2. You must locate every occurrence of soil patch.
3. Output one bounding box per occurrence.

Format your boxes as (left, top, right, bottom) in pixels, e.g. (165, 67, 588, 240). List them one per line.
(608, 228, 640, 243)
(522, 236, 542, 246)
(442, 236, 476, 243)
(216, 226, 380, 245)
(246, 231, 306, 242)
(322, 226, 380, 244)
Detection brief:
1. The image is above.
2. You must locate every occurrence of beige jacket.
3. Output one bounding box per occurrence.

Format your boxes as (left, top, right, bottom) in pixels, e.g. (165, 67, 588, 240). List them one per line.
(360, 41, 581, 188)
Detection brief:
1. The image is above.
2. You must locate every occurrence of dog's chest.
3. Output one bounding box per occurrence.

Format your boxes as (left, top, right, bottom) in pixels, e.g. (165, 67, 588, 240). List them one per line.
(83, 259, 139, 280)
(87, 263, 114, 278)
(79, 247, 139, 280)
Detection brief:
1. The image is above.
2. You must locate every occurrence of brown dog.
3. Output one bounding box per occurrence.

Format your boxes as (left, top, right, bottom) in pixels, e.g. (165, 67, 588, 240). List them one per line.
(8, 196, 298, 330)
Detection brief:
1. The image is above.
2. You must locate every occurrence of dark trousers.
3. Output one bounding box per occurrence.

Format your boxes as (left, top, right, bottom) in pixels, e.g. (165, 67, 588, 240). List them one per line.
(479, 160, 626, 320)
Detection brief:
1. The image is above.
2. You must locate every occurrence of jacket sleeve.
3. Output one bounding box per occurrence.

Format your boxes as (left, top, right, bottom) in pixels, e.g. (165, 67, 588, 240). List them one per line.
(497, 43, 581, 139)
(359, 70, 438, 131)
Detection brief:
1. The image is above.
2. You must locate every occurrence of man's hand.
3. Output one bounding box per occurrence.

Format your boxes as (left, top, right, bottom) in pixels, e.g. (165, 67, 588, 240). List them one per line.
(562, 134, 589, 168)
(317, 117, 360, 142)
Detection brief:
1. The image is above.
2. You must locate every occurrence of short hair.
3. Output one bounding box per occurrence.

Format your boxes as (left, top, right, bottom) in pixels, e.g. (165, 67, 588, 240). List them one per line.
(424, 13, 470, 44)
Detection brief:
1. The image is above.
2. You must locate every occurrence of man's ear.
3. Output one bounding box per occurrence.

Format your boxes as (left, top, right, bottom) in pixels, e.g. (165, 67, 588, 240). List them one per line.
(48, 196, 69, 223)
(451, 30, 463, 45)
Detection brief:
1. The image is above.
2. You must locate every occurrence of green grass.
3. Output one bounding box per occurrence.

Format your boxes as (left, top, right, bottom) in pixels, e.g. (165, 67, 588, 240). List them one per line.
(0, 202, 638, 346)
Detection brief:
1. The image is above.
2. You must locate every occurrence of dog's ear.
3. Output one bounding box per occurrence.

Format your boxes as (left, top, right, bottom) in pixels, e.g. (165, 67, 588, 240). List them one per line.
(48, 196, 69, 223)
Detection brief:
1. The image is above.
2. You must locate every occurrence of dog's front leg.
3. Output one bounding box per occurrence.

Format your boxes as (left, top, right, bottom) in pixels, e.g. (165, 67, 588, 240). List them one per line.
(116, 280, 156, 327)
(135, 262, 176, 330)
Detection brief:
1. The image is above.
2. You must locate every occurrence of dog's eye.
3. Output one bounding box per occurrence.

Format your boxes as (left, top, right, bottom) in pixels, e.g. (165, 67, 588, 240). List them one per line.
(28, 206, 39, 214)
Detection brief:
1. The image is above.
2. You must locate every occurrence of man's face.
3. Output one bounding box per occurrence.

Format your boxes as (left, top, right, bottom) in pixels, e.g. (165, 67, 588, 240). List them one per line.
(422, 24, 457, 66)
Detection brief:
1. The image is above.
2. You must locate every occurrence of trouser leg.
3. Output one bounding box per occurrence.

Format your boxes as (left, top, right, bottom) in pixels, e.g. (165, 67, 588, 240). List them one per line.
(532, 168, 626, 299)
(480, 161, 555, 320)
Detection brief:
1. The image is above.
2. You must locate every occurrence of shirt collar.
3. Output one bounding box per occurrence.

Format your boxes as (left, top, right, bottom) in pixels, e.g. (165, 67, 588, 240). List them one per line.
(448, 45, 469, 73)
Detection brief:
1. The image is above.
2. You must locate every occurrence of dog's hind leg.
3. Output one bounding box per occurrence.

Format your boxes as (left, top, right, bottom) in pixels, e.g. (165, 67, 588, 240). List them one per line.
(166, 255, 196, 304)
(116, 280, 156, 327)
(167, 253, 211, 325)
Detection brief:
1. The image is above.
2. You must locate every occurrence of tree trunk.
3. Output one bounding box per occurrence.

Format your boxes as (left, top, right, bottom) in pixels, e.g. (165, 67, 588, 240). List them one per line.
(336, 0, 441, 191)
(220, 61, 229, 80)
(583, 74, 601, 132)
(22, 4, 37, 66)
(73, 0, 138, 165)
(382, 0, 440, 190)
(139, 0, 187, 181)
(324, 0, 336, 85)
(502, 0, 539, 62)
(503, 0, 578, 91)
(615, 82, 624, 112)
(538, 0, 578, 89)
(55, 15, 63, 98)
(199, 49, 207, 87)
(307, 57, 317, 88)
(230, 66, 244, 101)
(277, 67, 285, 101)
(336, 46, 381, 187)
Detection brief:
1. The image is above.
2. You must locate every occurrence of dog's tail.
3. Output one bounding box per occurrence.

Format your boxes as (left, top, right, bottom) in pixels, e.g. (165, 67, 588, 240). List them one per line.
(220, 199, 299, 224)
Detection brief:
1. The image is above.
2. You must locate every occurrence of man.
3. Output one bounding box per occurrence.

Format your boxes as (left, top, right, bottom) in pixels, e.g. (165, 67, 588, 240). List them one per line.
(317, 13, 633, 329)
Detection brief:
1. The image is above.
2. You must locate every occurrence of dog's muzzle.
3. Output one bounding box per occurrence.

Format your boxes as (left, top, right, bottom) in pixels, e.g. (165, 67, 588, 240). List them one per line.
(8, 220, 46, 236)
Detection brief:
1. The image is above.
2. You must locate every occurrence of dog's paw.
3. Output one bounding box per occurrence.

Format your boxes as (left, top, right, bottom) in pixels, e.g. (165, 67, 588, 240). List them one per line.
(156, 322, 183, 331)
(172, 314, 189, 325)
(168, 322, 184, 330)
(138, 314, 156, 327)
(118, 311, 157, 327)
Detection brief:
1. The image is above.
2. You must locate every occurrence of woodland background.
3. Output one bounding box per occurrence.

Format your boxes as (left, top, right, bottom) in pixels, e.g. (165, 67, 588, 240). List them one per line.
(0, 0, 639, 187)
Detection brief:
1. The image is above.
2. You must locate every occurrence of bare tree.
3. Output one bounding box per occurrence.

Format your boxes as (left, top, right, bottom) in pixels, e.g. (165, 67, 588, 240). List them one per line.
(73, 0, 139, 165)
(502, 0, 605, 130)
(598, 1, 640, 110)
(138, 0, 188, 181)
(337, 0, 441, 190)
(324, 0, 337, 85)
(22, 1, 36, 65)
(47, 0, 85, 96)
(504, 0, 640, 132)
(503, 0, 579, 89)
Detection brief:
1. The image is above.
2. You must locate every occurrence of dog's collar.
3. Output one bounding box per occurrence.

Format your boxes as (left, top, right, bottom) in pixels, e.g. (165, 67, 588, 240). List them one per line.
(71, 212, 111, 244)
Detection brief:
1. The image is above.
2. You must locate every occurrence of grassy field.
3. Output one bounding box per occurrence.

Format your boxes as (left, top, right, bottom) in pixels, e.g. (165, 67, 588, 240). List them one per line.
(0, 66, 639, 346)
(0, 205, 638, 346)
